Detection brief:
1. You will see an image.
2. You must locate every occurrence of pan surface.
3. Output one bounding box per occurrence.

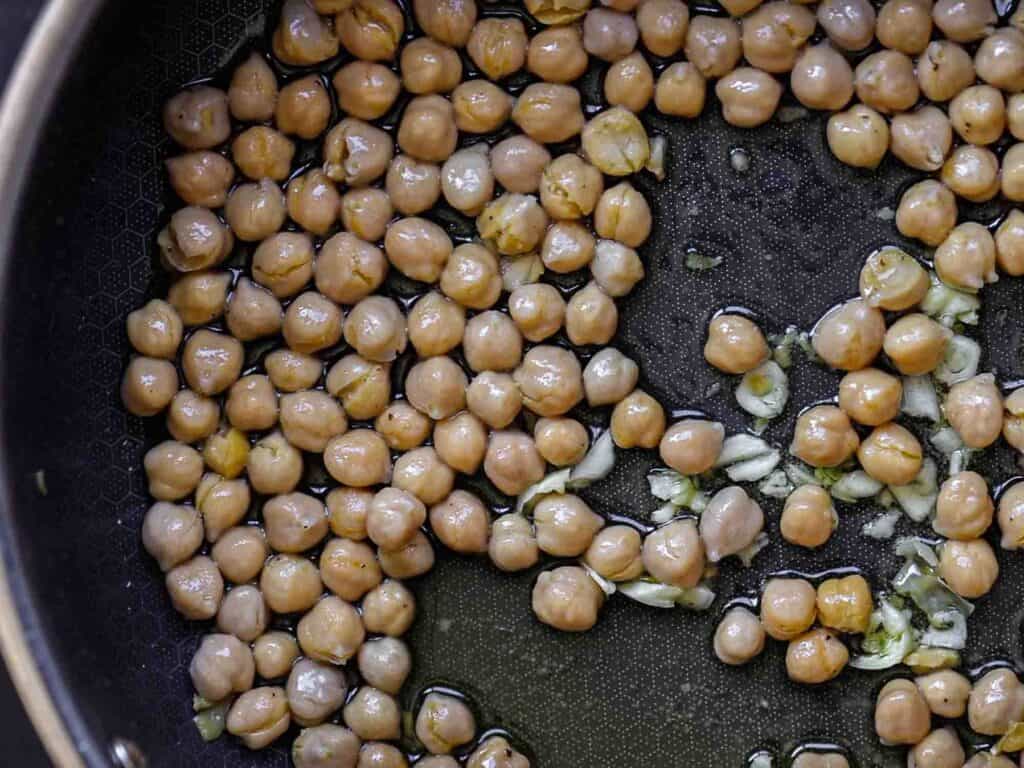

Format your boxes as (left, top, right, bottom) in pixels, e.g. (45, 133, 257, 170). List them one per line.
(1, 1, 1023, 766)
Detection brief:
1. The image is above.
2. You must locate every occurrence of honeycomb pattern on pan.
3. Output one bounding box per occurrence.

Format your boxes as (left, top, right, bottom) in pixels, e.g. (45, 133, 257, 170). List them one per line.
(3, 0, 1024, 766)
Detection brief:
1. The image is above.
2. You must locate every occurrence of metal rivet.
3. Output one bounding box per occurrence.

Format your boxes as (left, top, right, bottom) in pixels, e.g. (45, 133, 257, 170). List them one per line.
(110, 738, 147, 768)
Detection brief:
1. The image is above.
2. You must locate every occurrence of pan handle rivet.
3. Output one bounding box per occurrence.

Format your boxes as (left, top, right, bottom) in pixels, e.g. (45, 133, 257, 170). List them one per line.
(110, 738, 146, 768)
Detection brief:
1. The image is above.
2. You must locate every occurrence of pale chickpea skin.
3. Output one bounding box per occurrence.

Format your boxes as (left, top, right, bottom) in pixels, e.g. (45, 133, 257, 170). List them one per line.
(968, 668, 1024, 736)
(358, 637, 412, 695)
(340, 187, 393, 243)
(484, 430, 546, 496)
(266, 349, 321, 393)
(509, 284, 566, 343)
(1005, 387, 1024, 452)
(467, 737, 529, 768)
(165, 151, 235, 208)
(324, 430, 392, 487)
(323, 118, 393, 188)
(489, 514, 539, 572)
(226, 686, 290, 750)
(534, 417, 589, 467)
(451, 80, 514, 135)
(401, 37, 463, 95)
(584, 525, 643, 581)
(142, 502, 203, 571)
(605, 52, 654, 113)
(253, 631, 299, 680)
(933, 471, 993, 541)
(466, 372, 521, 430)
(126, 299, 182, 359)
(942, 145, 1001, 203)
(286, 170, 339, 237)
(197, 474, 251, 543)
(190, 633, 255, 703)
(163, 86, 231, 150)
(511, 83, 585, 144)
(405, 357, 468, 421)
(534, 494, 605, 557)
(611, 389, 666, 448)
(320, 538, 382, 602)
(212, 527, 269, 585)
(760, 577, 816, 641)
(998, 210, 1024, 276)
(999, 481, 1024, 550)
(248, 431, 303, 495)
(816, 574, 873, 634)
(1004, 144, 1024, 202)
(462, 312, 523, 373)
(441, 147, 494, 216)
(434, 412, 487, 475)
(407, 292, 466, 358)
(542, 222, 595, 275)
(891, 107, 952, 173)
(896, 180, 957, 247)
(415, 692, 477, 755)
(876, 678, 932, 745)
(812, 298, 885, 371)
(659, 419, 724, 476)
(791, 405, 860, 468)
(933, 0, 996, 42)
(264, 492, 328, 554)
(440, 243, 501, 311)
(540, 154, 604, 221)
(916, 669, 971, 718)
(917, 40, 976, 103)
(396, 95, 457, 164)
(467, 17, 527, 81)
(884, 314, 949, 376)
(159, 206, 234, 272)
(166, 556, 224, 620)
(704, 314, 769, 374)
(384, 217, 453, 284)
(838, 368, 902, 426)
(223, 180, 285, 246)
(781, 485, 836, 549)
(642, 519, 705, 588)
(332, 63, 399, 123)
(231, 126, 294, 182)
(654, 62, 707, 118)
(827, 104, 889, 169)
(327, 488, 373, 541)
(490, 136, 551, 195)
(283, 292, 343, 356)
(975, 27, 1024, 92)
(876, 0, 933, 54)
(278, 391, 345, 453)
(946, 374, 1003, 449)
(1010, 94, 1024, 140)
(252, 232, 314, 298)
(226, 375, 279, 432)
(911, 728, 966, 768)
(859, 247, 929, 312)
(362, 580, 416, 637)
(583, 8, 639, 61)
(374, 402, 431, 453)
(742, 2, 816, 73)
(685, 15, 742, 78)
(315, 233, 386, 306)
(218, 585, 270, 642)
(414, 0, 477, 47)
(700, 486, 764, 563)
(167, 271, 231, 326)
(343, 296, 407, 363)
(343, 687, 401, 742)
(287, 660, 349, 729)
(228, 52, 277, 123)
(716, 68, 782, 128)
(166, 390, 219, 444)
(514, 345, 584, 417)
(273, 0, 339, 66)
(386, 155, 441, 217)
(855, 51, 919, 115)
(393, 447, 455, 506)
(182, 329, 243, 396)
(531, 565, 606, 632)
(297, 595, 366, 665)
(594, 182, 651, 249)
(637, 0, 689, 56)
(527, 25, 588, 84)
(429, 490, 490, 554)
(939, 538, 999, 598)
(276, 76, 331, 140)
(791, 43, 854, 111)
(336, 0, 404, 61)
(714, 607, 765, 666)
(584, 349, 638, 408)
(818, 0, 875, 50)
(950, 85, 1006, 146)
(785, 629, 850, 687)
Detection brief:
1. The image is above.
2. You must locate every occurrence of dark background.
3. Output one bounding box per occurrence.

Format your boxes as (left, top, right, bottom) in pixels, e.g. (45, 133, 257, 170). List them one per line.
(1, 1, 55, 764)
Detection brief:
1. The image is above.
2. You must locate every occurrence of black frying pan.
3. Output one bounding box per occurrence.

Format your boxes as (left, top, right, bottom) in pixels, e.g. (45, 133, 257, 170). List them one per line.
(1, 1, 1023, 766)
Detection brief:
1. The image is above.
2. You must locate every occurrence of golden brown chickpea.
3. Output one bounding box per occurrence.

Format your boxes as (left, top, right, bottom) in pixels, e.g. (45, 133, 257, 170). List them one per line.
(203, 425, 251, 480)
(324, 429, 392, 488)
(704, 314, 769, 374)
(827, 104, 890, 168)
(742, 2, 816, 73)
(314, 234, 385, 306)
(404, 293, 464, 360)
(393, 446, 455, 506)
(950, 85, 1006, 146)
(939, 538, 999, 598)
(401, 37, 462, 95)
(659, 419, 724, 475)
(539, 222, 593, 275)
(331, 63, 398, 124)
(159, 207, 234, 273)
(597, 188, 650, 257)
(279, 390, 347, 453)
(642, 519, 705, 588)
(511, 83, 585, 144)
(534, 417, 589, 467)
(225, 375, 279, 433)
(583, 8, 639, 61)
(441, 147, 494, 216)
(818, 0, 876, 50)
(812, 298, 885, 371)
(462, 311, 523, 373)
(273, 0, 339, 65)
(167, 271, 231, 327)
(685, 15, 742, 78)
(166, 152, 235, 208)
(326, 355, 392, 420)
(167, 390, 220, 443)
(895, 180, 957, 247)
(340, 187, 393, 243)
(941, 145, 1001, 203)
(252, 234, 313, 301)
(761, 577, 817, 641)
(859, 247, 929, 312)
(786, 628, 849, 685)
(224, 180, 285, 244)
(182, 329, 243, 396)
(285, 173, 339, 240)
(489, 514, 539, 572)
(163, 86, 231, 150)
(212, 527, 268, 585)
(998, 480, 1024, 550)
(450, 80, 514, 134)
(276, 75, 331, 140)
(126, 299, 182, 359)
(232, 126, 295, 183)
(997, 209, 1024, 276)
(478, 195, 549, 258)
(196, 474, 251, 543)
(482, 430, 545, 496)
(934, 470, 993, 541)
(532, 566, 605, 632)
(917, 41, 976, 102)
(539, 154, 603, 222)
(933, 0, 995, 42)
(815, 574, 873, 635)
(229, 53, 278, 123)
(166, 555, 224, 620)
(876, 0, 933, 54)
(247, 431, 303, 496)
(466, 17, 528, 81)
(1003, 143, 1024, 201)
(781, 485, 836, 548)
(714, 607, 766, 666)
(438, 243, 500, 310)
(968, 668, 1024, 736)
(404, 358, 467, 422)
(791, 43, 854, 111)
(975, 27, 1024, 91)
(336, 0, 403, 61)
(610, 389, 666, 448)
(253, 631, 299, 680)
(415, 0, 477, 46)
(266, 349, 322, 393)
(428, 490, 490, 554)
(637, 0, 689, 56)
(384, 217, 453, 283)
(1009, 94, 1024, 139)
(466, 372, 521, 429)
(935, 222, 997, 292)
(507, 283, 564, 342)
(142, 502, 203, 571)
(883, 314, 950, 375)
(838, 368, 902, 426)
(791, 405, 860, 468)
(396, 95, 457, 164)
(654, 62, 707, 118)
(891, 107, 952, 172)
(324, 118, 393, 187)
(717, 67, 783, 128)
(434, 412, 487, 476)
(527, 26, 588, 85)
(525, 0, 589, 24)
(283, 291, 344, 355)
(514, 345, 584, 417)
(916, 670, 971, 718)
(534, 494, 604, 557)
(854, 51, 919, 114)
(604, 52, 654, 112)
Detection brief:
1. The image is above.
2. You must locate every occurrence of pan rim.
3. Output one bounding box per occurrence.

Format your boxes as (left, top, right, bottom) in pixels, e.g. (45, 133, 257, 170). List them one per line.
(0, 0, 108, 766)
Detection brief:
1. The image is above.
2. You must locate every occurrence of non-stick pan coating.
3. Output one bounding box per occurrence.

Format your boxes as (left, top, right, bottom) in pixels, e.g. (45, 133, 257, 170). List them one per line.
(2, 1, 1023, 766)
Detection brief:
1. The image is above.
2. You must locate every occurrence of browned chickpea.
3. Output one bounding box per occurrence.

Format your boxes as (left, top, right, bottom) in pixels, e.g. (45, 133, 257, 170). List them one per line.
(527, 25, 588, 84)
(285, 170, 339, 238)
(489, 514, 539, 572)
(414, 0, 477, 46)
(827, 104, 889, 168)
(340, 187, 393, 243)
(166, 556, 223, 620)
(760, 577, 817, 640)
(939, 538, 999, 597)
(182, 329, 243, 396)
(407, 291, 466, 357)
(659, 419, 725, 475)
(917, 41, 976, 103)
(896, 180, 957, 246)
(163, 86, 231, 150)
(509, 283, 566, 342)
(812, 299, 885, 371)
(514, 345, 584, 418)
(945, 374, 1003, 448)
(786, 628, 849, 685)
(483, 430, 546, 495)
(434, 411, 487, 474)
(950, 85, 1006, 146)
(374, 402, 431, 453)
(941, 145, 1001, 203)
(159, 206, 234, 273)
(226, 375, 279, 432)
(654, 62, 706, 118)
(441, 147, 494, 216)
(166, 390, 219, 443)
(742, 2, 816, 73)
(997, 209, 1024, 275)
(541, 221, 595, 273)
(532, 565, 605, 632)
(610, 388, 665, 448)
(467, 17, 528, 81)
(511, 83, 585, 144)
(440, 243, 501, 310)
(167, 271, 231, 327)
(884, 314, 950, 375)
(838, 368, 902, 426)
(478, 195, 549, 258)
(490, 135, 551, 195)
(196, 474, 251, 543)
(273, 0, 339, 65)
(396, 95, 458, 164)
(401, 37, 463, 95)
(463, 311, 523, 373)
(525, 0, 589, 24)
(324, 429, 393, 487)
(203, 425, 251, 480)
(451, 80, 514, 134)
(429, 490, 490, 554)
(332, 62, 399, 123)
(144, 441, 203, 501)
(934, 470, 993, 540)
(791, 43, 854, 111)
(266, 349, 322, 393)
(540, 154, 604, 221)
(336, 0, 403, 61)
(855, 51, 919, 114)
(637, 0, 689, 56)
(791, 405, 860, 467)
(876, 0, 933, 54)
(1003, 143, 1024, 201)
(583, 8, 639, 61)
(315, 232, 386, 306)
(685, 15, 742, 78)
(933, 0, 995, 42)
(716, 67, 782, 128)
(584, 524, 643, 581)
(252, 232, 315, 298)
(935, 221, 997, 292)
(393, 446, 455, 506)
(212, 527, 268, 584)
(466, 372, 521, 429)
(704, 314, 768, 374)
(166, 152, 235, 208)
(324, 118, 393, 187)
(534, 417, 589, 467)
(604, 52, 654, 112)
(781, 485, 836, 548)
(818, 0, 876, 50)
(565, 281, 618, 345)
(891, 107, 952, 172)
(594, 187, 651, 252)
(275, 75, 331, 140)
(326, 355, 392, 420)
(224, 179, 285, 244)
(857, 422, 923, 485)
(279, 390, 347, 453)
(384, 216, 453, 283)
(405, 357, 468, 420)
(642, 519, 704, 588)
(232, 126, 295, 183)
(229, 53, 278, 122)
(721, 0, 764, 15)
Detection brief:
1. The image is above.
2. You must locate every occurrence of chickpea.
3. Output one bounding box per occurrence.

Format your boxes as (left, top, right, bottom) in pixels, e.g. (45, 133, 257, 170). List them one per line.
(508, 284, 566, 343)
(876, 0, 933, 54)
(461, 312, 522, 373)
(827, 104, 889, 169)
(190, 633, 255, 706)
(159, 206, 234, 273)
(760, 578, 817, 640)
(224, 375, 278, 434)
(181, 329, 243, 397)
(434, 412, 487, 475)
(791, 753, 851, 768)
(534, 417, 589, 467)
(1005, 388, 1024, 452)
(465, 372, 520, 430)
(441, 147, 494, 216)
(142, 502, 203, 572)
(911, 728, 966, 768)
(511, 83, 585, 144)
(394, 95, 457, 164)
(594, 182, 651, 249)
(838, 369, 901, 429)
(163, 86, 230, 150)
(203, 425, 251, 480)
(340, 187, 393, 243)
(315, 238, 384, 309)
(581, 525, 641, 582)
(477, 195, 549, 258)
(372, 402, 430, 453)
(946, 374, 1003, 448)
(642, 519, 705, 588)
(384, 217, 453, 284)
(917, 669, 971, 718)
(466, 17, 527, 81)
(604, 52, 654, 113)
(166, 556, 224, 620)
(713, 607, 765, 666)
(325, 488, 372, 542)
(232, 126, 294, 182)
(358, 637, 411, 695)
(273, 0, 339, 65)
(386, 156, 441, 217)
(891, 107, 952, 173)
(969, 668, 1024, 736)
(791, 405, 860, 468)
(284, 171, 338, 237)
(276, 76, 331, 140)
(224, 278, 282, 342)
(526, 28, 585, 86)
(657, 419, 723, 476)
(393, 447, 454, 507)
(525, 0, 589, 24)
(167, 270, 231, 327)
(999, 480, 1024, 550)
(781, 485, 836, 549)
(344, 686, 401, 740)
(165, 151, 235, 208)
(918, 41, 976, 103)
(565, 282, 618, 345)
(284, 298, 345, 364)
(278, 391, 346, 453)
(854, 51, 919, 115)
(225, 180, 286, 244)
(939, 538, 999, 598)
(320, 538, 381, 601)
(582, 8, 638, 62)
(700, 486, 764, 563)
(812, 299, 885, 371)
(541, 221, 595, 274)
(264, 493, 328, 555)
(438, 244, 499, 311)
(404, 296, 463, 362)
(975, 28, 1024, 93)
(402, 37, 462, 95)
(637, 0, 689, 56)
(227, 686, 290, 750)
(287, 660, 348, 728)
(933, 0, 995, 42)
(213, 527, 269, 585)
(489, 514, 539, 572)
(253, 232, 315, 299)
(489, 140, 548, 200)
(342, 296, 406, 364)
(539, 154, 603, 222)
(324, 429, 392, 487)
(685, 15, 741, 78)
(1010, 94, 1024, 139)
(791, 43, 854, 111)
(611, 389, 666, 448)
(266, 349, 322, 393)
(217, 585, 270, 642)
(362, 580, 416, 638)
(358, 743, 409, 768)
(450, 80, 514, 135)
(533, 494, 604, 558)
(329, 63, 398, 126)
(818, 0, 876, 50)
(896, 180, 958, 247)
(336, 0, 403, 61)
(426, 490, 488, 554)
(166, 390, 219, 444)
(414, 0, 477, 46)
(514, 345, 584, 418)
(742, 2, 815, 73)
(591, 243, 646, 304)
(933, 471, 993, 541)
(416, 693, 477, 755)
(126, 299, 182, 360)
(654, 62, 707, 118)
(786, 628, 849, 685)
(962, 756, 1016, 768)
(859, 249, 928, 313)
(248, 431, 303, 495)
(531, 565, 606, 632)
(484, 430, 546, 496)
(942, 145, 1001, 203)
(297, 595, 366, 664)
(405, 357, 468, 421)
(254, 631, 299, 680)
(581, 349, 636, 408)
(197, 474, 251, 543)
(884, 314, 950, 376)
(467, 737, 529, 768)
(324, 118, 393, 187)
(366, 488, 427, 553)
(815, 574, 872, 634)
(950, 85, 1006, 146)
(704, 314, 768, 374)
